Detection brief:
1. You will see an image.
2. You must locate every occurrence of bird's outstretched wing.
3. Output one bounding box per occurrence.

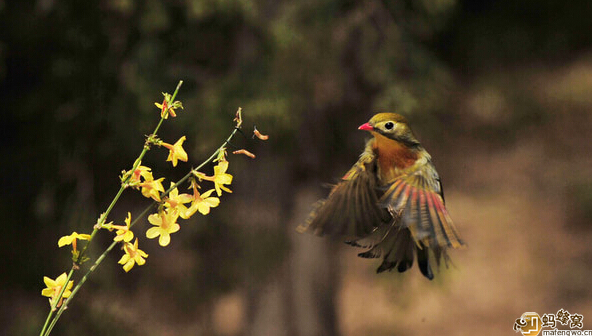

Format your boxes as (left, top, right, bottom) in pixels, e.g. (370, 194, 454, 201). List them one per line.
(380, 169, 464, 249)
(353, 163, 464, 279)
(297, 148, 389, 240)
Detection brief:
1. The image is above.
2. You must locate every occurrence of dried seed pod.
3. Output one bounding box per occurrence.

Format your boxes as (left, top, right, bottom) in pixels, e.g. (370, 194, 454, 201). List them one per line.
(253, 127, 269, 140)
(232, 149, 256, 159)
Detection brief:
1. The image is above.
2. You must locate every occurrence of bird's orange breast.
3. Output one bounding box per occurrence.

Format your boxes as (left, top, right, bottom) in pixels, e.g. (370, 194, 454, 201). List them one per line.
(371, 132, 418, 180)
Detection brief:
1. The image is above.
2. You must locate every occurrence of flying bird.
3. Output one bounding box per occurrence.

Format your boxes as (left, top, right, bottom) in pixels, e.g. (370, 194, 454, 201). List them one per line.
(298, 113, 464, 279)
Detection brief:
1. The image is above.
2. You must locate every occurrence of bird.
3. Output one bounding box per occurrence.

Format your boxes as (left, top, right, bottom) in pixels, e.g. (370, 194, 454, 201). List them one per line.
(297, 113, 464, 280)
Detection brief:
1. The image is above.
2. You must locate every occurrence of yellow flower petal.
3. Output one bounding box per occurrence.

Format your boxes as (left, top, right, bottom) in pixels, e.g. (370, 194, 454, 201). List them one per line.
(159, 232, 171, 247)
(43, 276, 56, 287)
(57, 235, 73, 247)
(123, 260, 134, 272)
(118, 254, 130, 265)
(55, 273, 67, 284)
(146, 227, 160, 239)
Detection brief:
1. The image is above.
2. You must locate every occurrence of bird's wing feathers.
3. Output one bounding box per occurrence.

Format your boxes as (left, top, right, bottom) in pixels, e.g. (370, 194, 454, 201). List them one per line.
(353, 161, 464, 278)
(297, 148, 388, 239)
(379, 169, 464, 249)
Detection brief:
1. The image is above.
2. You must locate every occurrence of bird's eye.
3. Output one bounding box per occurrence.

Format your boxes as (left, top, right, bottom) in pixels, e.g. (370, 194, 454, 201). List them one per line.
(384, 121, 394, 130)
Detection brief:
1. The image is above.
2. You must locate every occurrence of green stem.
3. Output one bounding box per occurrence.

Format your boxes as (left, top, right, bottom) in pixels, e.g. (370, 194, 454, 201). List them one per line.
(75, 80, 183, 263)
(44, 202, 159, 335)
(170, 80, 183, 105)
(39, 268, 75, 336)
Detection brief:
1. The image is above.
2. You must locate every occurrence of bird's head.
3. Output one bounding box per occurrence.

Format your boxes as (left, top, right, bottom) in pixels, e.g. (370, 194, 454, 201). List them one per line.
(358, 113, 420, 147)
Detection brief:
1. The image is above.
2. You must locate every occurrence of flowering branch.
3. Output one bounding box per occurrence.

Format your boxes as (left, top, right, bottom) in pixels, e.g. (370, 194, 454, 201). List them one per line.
(39, 83, 266, 336)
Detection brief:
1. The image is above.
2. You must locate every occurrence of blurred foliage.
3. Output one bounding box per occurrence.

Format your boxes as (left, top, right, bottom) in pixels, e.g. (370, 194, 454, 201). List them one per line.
(436, 0, 592, 70)
(3, 0, 592, 335)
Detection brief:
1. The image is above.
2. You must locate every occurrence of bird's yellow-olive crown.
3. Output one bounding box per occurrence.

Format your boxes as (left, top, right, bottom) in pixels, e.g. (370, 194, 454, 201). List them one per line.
(359, 113, 420, 146)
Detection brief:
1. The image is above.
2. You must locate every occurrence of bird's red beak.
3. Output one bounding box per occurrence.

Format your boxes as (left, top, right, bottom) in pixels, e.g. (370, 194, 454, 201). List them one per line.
(358, 122, 373, 131)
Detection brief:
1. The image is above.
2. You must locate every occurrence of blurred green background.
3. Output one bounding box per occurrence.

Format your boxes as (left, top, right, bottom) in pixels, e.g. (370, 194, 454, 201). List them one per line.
(2, 0, 592, 335)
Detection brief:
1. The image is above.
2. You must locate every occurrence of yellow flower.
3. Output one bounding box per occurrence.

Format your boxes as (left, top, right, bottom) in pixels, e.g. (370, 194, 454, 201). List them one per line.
(155, 93, 183, 119)
(164, 183, 193, 215)
(41, 273, 74, 308)
(127, 165, 165, 201)
(139, 177, 165, 202)
(184, 189, 220, 217)
(211, 160, 232, 196)
(105, 212, 134, 243)
(155, 98, 173, 118)
(58, 232, 91, 253)
(192, 160, 233, 196)
(118, 238, 148, 272)
(162, 136, 188, 167)
(146, 209, 180, 247)
(130, 165, 153, 184)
